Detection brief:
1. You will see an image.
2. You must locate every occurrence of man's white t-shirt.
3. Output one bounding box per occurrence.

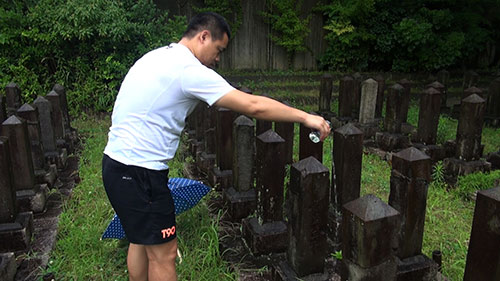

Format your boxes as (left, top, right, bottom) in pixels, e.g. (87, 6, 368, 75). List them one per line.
(104, 43, 235, 170)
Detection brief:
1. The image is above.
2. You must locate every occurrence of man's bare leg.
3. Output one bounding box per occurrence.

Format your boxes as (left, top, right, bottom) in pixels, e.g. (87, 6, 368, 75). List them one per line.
(128, 243, 148, 281)
(145, 238, 178, 281)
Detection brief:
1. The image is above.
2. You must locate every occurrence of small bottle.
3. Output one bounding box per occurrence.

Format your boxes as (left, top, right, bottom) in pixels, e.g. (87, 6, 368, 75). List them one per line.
(309, 120, 331, 143)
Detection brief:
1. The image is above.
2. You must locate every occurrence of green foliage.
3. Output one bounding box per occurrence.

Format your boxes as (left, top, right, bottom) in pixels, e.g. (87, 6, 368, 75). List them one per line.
(192, 0, 242, 37)
(454, 170, 500, 200)
(261, 0, 311, 65)
(317, 0, 496, 72)
(0, 0, 186, 113)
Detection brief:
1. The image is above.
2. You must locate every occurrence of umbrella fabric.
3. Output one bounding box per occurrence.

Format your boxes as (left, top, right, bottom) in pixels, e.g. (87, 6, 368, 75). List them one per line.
(102, 177, 211, 240)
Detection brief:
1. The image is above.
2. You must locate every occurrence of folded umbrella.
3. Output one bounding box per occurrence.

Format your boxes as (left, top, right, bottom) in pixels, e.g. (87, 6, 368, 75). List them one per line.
(101, 177, 211, 240)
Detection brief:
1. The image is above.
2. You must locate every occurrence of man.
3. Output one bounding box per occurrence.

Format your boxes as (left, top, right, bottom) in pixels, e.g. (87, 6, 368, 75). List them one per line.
(102, 12, 330, 281)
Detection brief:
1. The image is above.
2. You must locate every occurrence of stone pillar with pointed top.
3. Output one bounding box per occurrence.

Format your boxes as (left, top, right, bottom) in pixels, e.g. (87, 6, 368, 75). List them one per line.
(319, 73, 333, 113)
(0, 138, 33, 252)
(388, 147, 438, 280)
(456, 94, 485, 161)
(330, 123, 363, 249)
(52, 84, 71, 134)
(374, 74, 386, 119)
(224, 115, 256, 221)
(17, 104, 45, 170)
(46, 90, 65, 142)
(273, 156, 330, 280)
(462, 86, 483, 100)
(242, 129, 287, 255)
(1, 116, 35, 191)
(358, 78, 379, 138)
(210, 107, 237, 189)
(463, 70, 479, 89)
(33, 96, 57, 154)
(463, 186, 500, 281)
(486, 77, 500, 126)
(415, 88, 441, 145)
(5, 83, 21, 117)
(0, 136, 16, 224)
(0, 95, 6, 124)
(436, 70, 449, 110)
(299, 121, 323, 162)
(341, 195, 400, 281)
(1, 115, 47, 214)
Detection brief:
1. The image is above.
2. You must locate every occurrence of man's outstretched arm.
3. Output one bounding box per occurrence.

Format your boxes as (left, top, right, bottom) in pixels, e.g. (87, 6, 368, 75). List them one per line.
(214, 89, 330, 141)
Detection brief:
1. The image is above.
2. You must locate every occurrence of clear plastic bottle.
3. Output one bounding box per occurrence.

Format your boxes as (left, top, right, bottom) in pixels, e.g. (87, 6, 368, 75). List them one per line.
(309, 120, 331, 143)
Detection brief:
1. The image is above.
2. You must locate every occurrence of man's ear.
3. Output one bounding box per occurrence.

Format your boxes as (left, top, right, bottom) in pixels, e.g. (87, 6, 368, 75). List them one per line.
(199, 30, 211, 43)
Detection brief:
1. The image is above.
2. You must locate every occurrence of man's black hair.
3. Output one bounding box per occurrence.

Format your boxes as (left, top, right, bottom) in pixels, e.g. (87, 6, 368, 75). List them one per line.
(183, 12, 231, 41)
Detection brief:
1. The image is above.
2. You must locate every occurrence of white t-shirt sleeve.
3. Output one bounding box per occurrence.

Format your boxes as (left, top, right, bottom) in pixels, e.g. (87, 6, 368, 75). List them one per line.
(181, 65, 235, 106)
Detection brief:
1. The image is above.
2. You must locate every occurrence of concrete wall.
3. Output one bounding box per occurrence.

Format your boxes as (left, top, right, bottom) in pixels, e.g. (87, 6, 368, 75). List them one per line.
(155, 0, 327, 70)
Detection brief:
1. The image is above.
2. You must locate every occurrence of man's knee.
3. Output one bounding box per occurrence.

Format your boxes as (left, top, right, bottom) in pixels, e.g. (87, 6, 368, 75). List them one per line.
(145, 239, 178, 263)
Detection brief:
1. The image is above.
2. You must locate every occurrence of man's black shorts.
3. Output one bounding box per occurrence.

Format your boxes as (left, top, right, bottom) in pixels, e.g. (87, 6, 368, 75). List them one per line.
(102, 154, 176, 245)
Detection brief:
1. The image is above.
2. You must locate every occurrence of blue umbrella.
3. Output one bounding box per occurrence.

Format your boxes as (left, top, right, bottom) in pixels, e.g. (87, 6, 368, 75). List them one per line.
(101, 177, 211, 240)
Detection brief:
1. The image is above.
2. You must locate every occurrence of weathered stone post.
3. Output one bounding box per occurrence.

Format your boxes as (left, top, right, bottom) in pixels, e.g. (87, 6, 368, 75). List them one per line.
(1, 116, 47, 214)
(5, 83, 21, 117)
(0, 136, 33, 254)
(223, 115, 256, 221)
(352, 73, 363, 119)
(359, 78, 379, 138)
(463, 70, 479, 89)
(375, 84, 410, 152)
(242, 129, 287, 255)
(456, 94, 485, 161)
(415, 88, 441, 145)
(52, 84, 71, 134)
(1, 116, 35, 191)
(319, 73, 333, 113)
(210, 107, 237, 189)
(398, 79, 412, 124)
(46, 90, 65, 143)
(388, 147, 438, 280)
(486, 77, 500, 126)
(463, 186, 500, 281)
(385, 84, 404, 134)
(436, 70, 449, 111)
(341, 195, 400, 281)
(374, 74, 386, 119)
(338, 75, 354, 118)
(275, 120, 294, 165)
(462, 86, 483, 100)
(0, 136, 16, 223)
(33, 96, 57, 154)
(299, 119, 323, 162)
(444, 94, 491, 185)
(273, 156, 330, 280)
(199, 107, 217, 174)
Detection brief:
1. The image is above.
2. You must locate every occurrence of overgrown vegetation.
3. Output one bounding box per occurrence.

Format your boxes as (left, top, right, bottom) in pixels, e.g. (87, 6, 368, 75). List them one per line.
(0, 0, 186, 113)
(316, 0, 500, 71)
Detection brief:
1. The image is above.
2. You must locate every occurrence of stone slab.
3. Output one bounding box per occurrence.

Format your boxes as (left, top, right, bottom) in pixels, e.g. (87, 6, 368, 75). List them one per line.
(396, 255, 438, 281)
(242, 217, 287, 255)
(331, 116, 353, 130)
(443, 158, 491, 185)
(358, 122, 379, 139)
(375, 132, 410, 152)
(413, 144, 446, 163)
(272, 260, 330, 281)
(223, 187, 256, 221)
(486, 151, 500, 170)
(0, 212, 33, 252)
(342, 256, 397, 281)
(16, 184, 48, 214)
(45, 148, 67, 170)
(401, 123, 417, 136)
(208, 167, 232, 191)
(0, 252, 16, 281)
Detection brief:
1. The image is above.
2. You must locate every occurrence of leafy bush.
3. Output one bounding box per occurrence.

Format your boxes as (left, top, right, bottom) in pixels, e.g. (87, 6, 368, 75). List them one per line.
(0, 0, 186, 114)
(454, 170, 500, 200)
